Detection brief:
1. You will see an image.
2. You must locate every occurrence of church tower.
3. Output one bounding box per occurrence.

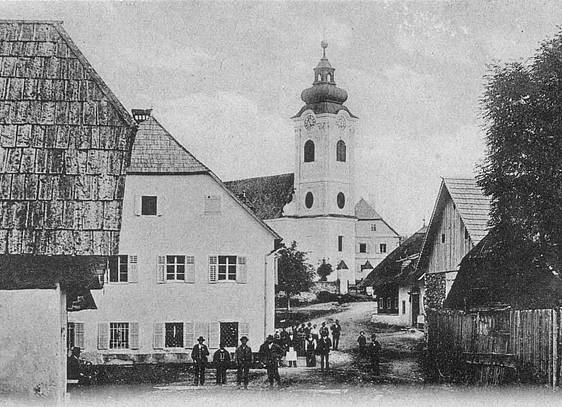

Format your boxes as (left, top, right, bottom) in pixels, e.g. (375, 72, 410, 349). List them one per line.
(289, 41, 358, 291)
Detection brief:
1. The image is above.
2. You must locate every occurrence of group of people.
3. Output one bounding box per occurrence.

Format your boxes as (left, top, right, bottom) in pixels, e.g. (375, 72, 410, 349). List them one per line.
(356, 331, 382, 375)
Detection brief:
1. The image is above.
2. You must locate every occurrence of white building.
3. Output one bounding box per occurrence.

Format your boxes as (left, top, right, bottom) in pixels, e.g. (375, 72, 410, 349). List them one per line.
(226, 42, 399, 290)
(68, 112, 279, 363)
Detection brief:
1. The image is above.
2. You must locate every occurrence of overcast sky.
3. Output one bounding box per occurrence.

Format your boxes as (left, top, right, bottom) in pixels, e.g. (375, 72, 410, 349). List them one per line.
(3, 1, 562, 234)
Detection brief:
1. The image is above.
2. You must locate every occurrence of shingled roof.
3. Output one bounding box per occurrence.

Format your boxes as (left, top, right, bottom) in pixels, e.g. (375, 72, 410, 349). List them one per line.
(224, 173, 295, 220)
(0, 20, 136, 258)
(128, 116, 208, 174)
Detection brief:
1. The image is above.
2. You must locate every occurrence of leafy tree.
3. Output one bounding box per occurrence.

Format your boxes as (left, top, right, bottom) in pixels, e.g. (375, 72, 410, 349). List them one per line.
(317, 260, 333, 282)
(276, 241, 314, 310)
(479, 30, 562, 289)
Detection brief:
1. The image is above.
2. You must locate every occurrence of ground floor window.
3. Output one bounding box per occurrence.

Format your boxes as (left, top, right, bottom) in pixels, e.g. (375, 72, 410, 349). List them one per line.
(110, 322, 129, 349)
(377, 287, 399, 314)
(165, 323, 184, 348)
(220, 322, 239, 347)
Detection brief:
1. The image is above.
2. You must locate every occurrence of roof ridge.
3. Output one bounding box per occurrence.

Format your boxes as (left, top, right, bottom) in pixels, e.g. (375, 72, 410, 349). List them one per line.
(226, 172, 294, 184)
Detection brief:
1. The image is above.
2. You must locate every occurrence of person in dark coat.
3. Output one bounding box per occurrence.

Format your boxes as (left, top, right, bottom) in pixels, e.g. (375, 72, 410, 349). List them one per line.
(331, 320, 342, 350)
(357, 331, 367, 355)
(317, 332, 332, 372)
(280, 327, 291, 350)
(319, 321, 329, 338)
(191, 336, 210, 385)
(259, 335, 284, 386)
(67, 347, 82, 381)
(213, 343, 231, 385)
(368, 334, 382, 375)
(235, 336, 253, 389)
(305, 334, 317, 367)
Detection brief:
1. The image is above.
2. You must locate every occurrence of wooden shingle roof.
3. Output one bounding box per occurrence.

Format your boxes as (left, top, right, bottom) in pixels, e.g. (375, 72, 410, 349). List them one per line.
(127, 116, 209, 174)
(0, 20, 136, 256)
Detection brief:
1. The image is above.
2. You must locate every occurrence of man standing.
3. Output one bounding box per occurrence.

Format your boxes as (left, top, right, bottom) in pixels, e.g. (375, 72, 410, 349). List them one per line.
(259, 335, 284, 386)
(357, 331, 367, 355)
(235, 336, 253, 389)
(319, 322, 329, 338)
(191, 336, 209, 385)
(331, 320, 342, 350)
(368, 334, 382, 375)
(317, 331, 332, 372)
(213, 343, 231, 385)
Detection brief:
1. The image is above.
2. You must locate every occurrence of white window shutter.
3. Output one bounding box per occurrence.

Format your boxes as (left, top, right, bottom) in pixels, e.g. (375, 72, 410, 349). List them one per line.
(104, 258, 110, 284)
(208, 256, 217, 283)
(157, 256, 166, 283)
(239, 322, 250, 342)
(236, 256, 247, 284)
(274, 257, 279, 285)
(129, 255, 138, 283)
(194, 321, 208, 344)
(130, 322, 139, 350)
(153, 323, 164, 349)
(97, 323, 109, 350)
(156, 195, 163, 217)
(185, 256, 195, 283)
(75, 322, 85, 349)
(184, 322, 194, 349)
(134, 195, 142, 216)
(208, 321, 220, 349)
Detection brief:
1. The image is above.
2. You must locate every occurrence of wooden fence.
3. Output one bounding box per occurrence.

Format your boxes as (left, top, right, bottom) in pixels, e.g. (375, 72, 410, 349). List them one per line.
(426, 308, 560, 386)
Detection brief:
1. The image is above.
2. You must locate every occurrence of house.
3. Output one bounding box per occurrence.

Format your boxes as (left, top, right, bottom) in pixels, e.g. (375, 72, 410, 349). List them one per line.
(416, 178, 491, 310)
(68, 111, 280, 365)
(358, 225, 427, 326)
(0, 20, 136, 400)
(354, 198, 401, 283)
(225, 41, 400, 292)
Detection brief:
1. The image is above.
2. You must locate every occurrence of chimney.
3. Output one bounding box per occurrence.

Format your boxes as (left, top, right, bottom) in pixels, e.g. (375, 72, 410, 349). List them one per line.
(131, 109, 152, 123)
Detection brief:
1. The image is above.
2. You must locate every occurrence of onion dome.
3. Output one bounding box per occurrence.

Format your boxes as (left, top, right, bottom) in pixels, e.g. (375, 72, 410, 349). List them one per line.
(294, 41, 356, 118)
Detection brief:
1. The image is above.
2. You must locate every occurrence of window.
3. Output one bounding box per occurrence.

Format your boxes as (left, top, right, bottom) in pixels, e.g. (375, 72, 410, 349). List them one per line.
(141, 196, 157, 216)
(305, 192, 314, 209)
(109, 323, 129, 349)
(205, 195, 221, 214)
(359, 243, 367, 253)
(371, 224, 377, 231)
(380, 243, 387, 253)
(336, 140, 346, 162)
(220, 322, 239, 347)
(337, 192, 345, 209)
(109, 255, 129, 283)
(166, 256, 186, 281)
(304, 140, 315, 162)
(441, 233, 446, 243)
(165, 323, 184, 348)
(218, 255, 237, 281)
(338, 236, 343, 252)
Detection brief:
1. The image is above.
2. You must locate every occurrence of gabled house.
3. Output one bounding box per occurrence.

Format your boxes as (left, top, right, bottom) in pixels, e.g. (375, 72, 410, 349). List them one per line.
(0, 20, 136, 400)
(68, 111, 280, 365)
(416, 178, 491, 310)
(358, 225, 427, 326)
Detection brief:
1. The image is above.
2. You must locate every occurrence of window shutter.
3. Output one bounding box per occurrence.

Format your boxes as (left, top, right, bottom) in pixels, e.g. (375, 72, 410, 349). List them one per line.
(194, 322, 209, 344)
(156, 195, 163, 217)
(104, 258, 110, 284)
(129, 255, 139, 283)
(185, 256, 195, 283)
(184, 322, 195, 349)
(97, 323, 109, 350)
(208, 321, 220, 349)
(134, 195, 142, 216)
(153, 323, 164, 349)
(157, 256, 166, 283)
(236, 256, 247, 284)
(239, 322, 250, 343)
(75, 322, 85, 349)
(208, 256, 217, 283)
(130, 322, 139, 350)
(273, 257, 279, 285)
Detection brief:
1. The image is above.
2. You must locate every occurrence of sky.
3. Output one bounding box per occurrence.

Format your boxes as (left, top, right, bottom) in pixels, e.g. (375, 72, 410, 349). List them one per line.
(2, 0, 562, 235)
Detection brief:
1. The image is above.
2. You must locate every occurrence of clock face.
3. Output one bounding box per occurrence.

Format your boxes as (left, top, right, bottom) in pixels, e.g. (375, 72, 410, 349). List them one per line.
(336, 115, 347, 129)
(304, 114, 316, 131)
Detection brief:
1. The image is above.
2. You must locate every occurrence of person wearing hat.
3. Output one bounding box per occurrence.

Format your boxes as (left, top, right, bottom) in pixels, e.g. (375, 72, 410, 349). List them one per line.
(213, 343, 231, 385)
(316, 331, 332, 372)
(191, 336, 210, 385)
(67, 346, 82, 381)
(259, 335, 284, 386)
(235, 336, 253, 389)
(330, 320, 342, 350)
(367, 334, 382, 375)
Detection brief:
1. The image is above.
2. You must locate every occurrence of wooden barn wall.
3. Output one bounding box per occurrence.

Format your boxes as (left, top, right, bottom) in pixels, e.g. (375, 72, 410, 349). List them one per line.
(427, 308, 561, 386)
(427, 192, 474, 274)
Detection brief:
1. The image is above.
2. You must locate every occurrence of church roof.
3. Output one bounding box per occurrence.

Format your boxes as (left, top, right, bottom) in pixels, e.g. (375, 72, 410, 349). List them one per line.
(127, 116, 209, 174)
(355, 198, 382, 220)
(225, 173, 295, 220)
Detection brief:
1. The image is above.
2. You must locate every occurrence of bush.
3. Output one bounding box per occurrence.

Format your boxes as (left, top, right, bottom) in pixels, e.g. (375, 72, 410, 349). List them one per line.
(317, 291, 339, 303)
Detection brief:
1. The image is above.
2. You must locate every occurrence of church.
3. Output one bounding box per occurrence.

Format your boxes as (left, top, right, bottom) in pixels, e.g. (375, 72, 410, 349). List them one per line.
(226, 42, 400, 292)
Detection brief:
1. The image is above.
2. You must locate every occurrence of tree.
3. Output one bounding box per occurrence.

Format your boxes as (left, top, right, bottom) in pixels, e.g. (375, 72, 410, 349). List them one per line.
(316, 259, 333, 282)
(276, 241, 314, 311)
(479, 30, 562, 288)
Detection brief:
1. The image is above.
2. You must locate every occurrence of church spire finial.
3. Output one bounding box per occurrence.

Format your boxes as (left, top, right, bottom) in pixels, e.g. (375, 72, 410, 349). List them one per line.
(321, 39, 328, 58)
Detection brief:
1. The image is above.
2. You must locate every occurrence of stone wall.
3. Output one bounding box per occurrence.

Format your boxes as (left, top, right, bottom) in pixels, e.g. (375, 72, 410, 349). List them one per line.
(425, 273, 446, 310)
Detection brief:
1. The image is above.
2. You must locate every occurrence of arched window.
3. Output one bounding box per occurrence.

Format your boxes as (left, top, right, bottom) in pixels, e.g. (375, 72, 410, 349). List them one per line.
(304, 140, 315, 162)
(337, 192, 345, 209)
(336, 140, 346, 162)
(305, 192, 314, 209)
